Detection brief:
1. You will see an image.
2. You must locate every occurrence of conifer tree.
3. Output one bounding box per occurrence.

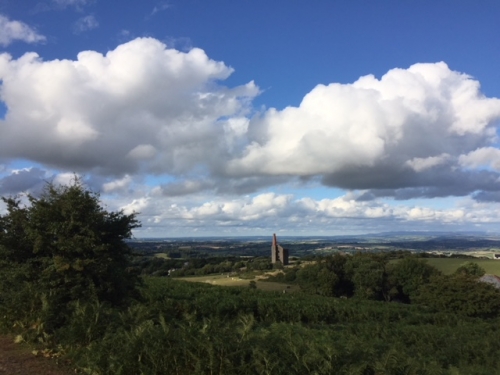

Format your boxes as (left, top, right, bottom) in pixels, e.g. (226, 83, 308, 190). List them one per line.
(0, 179, 140, 329)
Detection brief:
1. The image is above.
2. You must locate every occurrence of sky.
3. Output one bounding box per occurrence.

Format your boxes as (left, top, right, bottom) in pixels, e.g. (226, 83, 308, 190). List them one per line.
(1, 0, 500, 237)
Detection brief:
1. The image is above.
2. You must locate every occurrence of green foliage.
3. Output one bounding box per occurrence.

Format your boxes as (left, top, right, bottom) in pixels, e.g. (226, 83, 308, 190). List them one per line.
(4, 265, 500, 374)
(387, 257, 441, 302)
(424, 257, 500, 275)
(296, 253, 354, 297)
(454, 261, 486, 277)
(62, 278, 500, 374)
(345, 253, 388, 300)
(3, 196, 500, 375)
(415, 274, 500, 318)
(0, 180, 140, 333)
(246, 257, 273, 271)
(297, 263, 333, 295)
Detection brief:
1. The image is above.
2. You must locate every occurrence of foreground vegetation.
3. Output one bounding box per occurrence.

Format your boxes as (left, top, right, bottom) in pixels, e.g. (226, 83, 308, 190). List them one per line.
(2, 182, 500, 374)
(4, 276, 500, 375)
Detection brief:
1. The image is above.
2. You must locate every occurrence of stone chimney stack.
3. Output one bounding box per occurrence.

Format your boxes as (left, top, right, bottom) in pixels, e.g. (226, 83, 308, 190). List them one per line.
(271, 233, 289, 265)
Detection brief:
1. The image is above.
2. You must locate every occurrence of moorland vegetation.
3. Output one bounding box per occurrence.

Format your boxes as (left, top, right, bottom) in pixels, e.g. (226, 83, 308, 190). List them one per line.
(1, 181, 500, 374)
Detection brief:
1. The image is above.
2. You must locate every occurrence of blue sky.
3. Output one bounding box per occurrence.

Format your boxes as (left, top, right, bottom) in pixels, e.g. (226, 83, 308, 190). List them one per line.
(1, 0, 500, 236)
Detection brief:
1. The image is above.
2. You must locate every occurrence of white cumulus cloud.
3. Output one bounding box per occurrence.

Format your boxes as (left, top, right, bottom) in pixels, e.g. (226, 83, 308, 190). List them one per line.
(2, 43, 500, 203)
(0, 14, 46, 46)
(228, 62, 500, 177)
(0, 37, 259, 176)
(102, 175, 132, 193)
(459, 147, 500, 171)
(110, 188, 500, 236)
(406, 154, 450, 172)
(226, 62, 500, 199)
(73, 15, 99, 34)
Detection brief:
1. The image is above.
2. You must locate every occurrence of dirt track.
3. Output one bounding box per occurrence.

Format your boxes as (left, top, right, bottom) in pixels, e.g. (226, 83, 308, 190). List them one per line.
(0, 336, 74, 375)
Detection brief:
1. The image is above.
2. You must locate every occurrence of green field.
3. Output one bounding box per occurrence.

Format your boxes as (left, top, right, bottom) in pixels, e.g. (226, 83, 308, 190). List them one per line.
(424, 258, 500, 275)
(175, 274, 300, 292)
(153, 253, 170, 259)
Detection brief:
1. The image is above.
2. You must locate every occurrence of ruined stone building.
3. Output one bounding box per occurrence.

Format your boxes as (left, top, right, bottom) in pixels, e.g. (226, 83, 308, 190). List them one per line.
(271, 233, 289, 265)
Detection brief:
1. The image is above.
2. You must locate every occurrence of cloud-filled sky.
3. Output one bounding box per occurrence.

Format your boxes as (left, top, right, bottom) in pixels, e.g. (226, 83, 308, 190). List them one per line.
(1, 0, 500, 236)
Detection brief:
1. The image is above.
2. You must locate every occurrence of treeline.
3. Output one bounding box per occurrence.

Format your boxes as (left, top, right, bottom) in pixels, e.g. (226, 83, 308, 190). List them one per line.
(266, 253, 500, 318)
(135, 255, 275, 277)
(129, 240, 284, 258)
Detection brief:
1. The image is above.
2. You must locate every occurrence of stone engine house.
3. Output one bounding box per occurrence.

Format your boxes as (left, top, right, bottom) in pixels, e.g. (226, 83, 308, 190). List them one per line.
(271, 233, 289, 265)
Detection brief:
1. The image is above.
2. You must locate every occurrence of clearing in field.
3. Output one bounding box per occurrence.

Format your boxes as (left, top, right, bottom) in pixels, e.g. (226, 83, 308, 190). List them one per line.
(175, 274, 300, 292)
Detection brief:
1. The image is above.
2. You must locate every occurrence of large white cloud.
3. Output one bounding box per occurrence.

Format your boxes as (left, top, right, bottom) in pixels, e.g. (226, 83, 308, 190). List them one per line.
(0, 37, 258, 175)
(0, 14, 46, 46)
(226, 62, 500, 198)
(2, 43, 500, 203)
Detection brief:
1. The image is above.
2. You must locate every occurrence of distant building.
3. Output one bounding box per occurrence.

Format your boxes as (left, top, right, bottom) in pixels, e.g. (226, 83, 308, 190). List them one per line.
(271, 233, 289, 265)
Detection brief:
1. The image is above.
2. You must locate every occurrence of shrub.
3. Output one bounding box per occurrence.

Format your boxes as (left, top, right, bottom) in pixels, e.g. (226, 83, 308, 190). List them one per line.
(0, 179, 140, 334)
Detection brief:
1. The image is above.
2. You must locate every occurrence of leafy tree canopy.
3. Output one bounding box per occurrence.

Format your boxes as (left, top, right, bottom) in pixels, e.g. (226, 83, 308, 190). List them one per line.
(454, 261, 486, 278)
(387, 257, 441, 302)
(0, 179, 141, 330)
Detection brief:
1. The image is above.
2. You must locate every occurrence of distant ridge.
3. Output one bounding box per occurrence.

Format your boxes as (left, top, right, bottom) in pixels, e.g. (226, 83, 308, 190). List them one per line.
(131, 230, 498, 242)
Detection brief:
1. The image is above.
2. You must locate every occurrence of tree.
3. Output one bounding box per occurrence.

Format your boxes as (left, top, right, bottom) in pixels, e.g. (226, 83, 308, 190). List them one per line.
(323, 253, 353, 297)
(344, 253, 388, 300)
(0, 179, 141, 330)
(387, 257, 440, 302)
(296, 263, 338, 296)
(454, 261, 485, 278)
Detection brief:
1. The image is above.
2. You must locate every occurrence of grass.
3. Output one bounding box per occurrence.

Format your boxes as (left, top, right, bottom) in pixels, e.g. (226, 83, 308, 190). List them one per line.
(256, 281, 300, 292)
(175, 274, 300, 292)
(424, 258, 500, 275)
(153, 253, 170, 259)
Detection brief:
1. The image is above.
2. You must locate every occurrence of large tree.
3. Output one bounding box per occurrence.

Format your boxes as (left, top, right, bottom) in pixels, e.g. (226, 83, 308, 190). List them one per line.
(386, 257, 440, 302)
(0, 179, 140, 329)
